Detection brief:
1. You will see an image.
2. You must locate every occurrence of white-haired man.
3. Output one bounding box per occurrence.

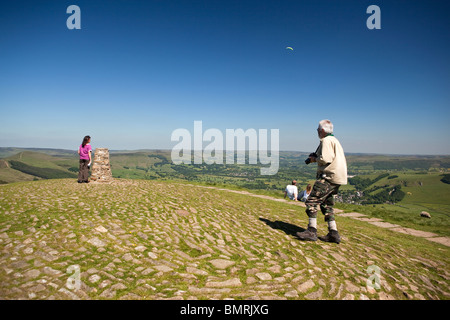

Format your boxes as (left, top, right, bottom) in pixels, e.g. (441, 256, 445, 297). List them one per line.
(296, 119, 347, 244)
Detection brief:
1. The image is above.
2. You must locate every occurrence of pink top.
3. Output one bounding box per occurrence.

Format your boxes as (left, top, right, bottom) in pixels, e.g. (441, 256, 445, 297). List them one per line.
(79, 144, 92, 160)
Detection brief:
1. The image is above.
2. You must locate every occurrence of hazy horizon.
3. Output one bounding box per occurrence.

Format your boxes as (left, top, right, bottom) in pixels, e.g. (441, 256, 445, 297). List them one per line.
(1, 145, 449, 157)
(1, 1, 449, 155)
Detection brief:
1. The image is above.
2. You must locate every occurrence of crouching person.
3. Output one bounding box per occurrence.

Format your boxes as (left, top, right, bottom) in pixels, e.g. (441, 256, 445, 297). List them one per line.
(296, 120, 347, 244)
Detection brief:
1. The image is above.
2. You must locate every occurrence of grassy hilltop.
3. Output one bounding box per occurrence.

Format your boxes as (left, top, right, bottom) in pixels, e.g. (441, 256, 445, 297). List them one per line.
(0, 178, 449, 300)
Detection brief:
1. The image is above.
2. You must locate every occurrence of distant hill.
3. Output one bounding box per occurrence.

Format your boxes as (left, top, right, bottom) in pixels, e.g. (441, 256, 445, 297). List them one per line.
(1, 148, 450, 210)
(0, 147, 77, 158)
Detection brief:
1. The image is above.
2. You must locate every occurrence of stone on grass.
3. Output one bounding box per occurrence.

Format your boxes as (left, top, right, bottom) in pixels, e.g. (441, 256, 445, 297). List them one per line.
(186, 267, 208, 276)
(345, 280, 360, 293)
(420, 211, 431, 218)
(134, 245, 146, 252)
(89, 274, 101, 283)
(24, 269, 40, 279)
(206, 278, 242, 288)
(111, 283, 127, 290)
(43, 267, 62, 276)
(95, 226, 108, 233)
(87, 237, 106, 248)
(99, 288, 116, 298)
(148, 252, 158, 259)
(255, 272, 272, 281)
(305, 287, 323, 300)
(154, 265, 173, 273)
(297, 279, 315, 293)
(209, 259, 235, 269)
(285, 290, 299, 298)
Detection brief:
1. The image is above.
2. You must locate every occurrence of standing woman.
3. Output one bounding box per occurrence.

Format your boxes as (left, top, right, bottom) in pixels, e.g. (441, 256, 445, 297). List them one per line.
(77, 135, 92, 183)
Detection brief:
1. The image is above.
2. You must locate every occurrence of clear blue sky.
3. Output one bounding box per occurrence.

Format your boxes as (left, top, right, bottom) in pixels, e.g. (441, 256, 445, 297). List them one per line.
(1, 0, 449, 154)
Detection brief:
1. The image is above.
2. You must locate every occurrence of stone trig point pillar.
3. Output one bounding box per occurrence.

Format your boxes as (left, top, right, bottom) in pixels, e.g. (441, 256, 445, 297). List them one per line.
(90, 148, 113, 182)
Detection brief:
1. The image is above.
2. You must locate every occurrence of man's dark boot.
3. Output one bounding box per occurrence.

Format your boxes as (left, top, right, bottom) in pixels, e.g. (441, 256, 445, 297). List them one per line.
(296, 227, 318, 241)
(318, 229, 341, 244)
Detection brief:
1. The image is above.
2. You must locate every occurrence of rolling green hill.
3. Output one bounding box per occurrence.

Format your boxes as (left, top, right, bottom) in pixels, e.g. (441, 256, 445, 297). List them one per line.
(0, 151, 78, 184)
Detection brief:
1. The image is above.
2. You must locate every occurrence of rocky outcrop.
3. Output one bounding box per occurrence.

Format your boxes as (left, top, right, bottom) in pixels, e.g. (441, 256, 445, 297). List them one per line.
(420, 211, 431, 218)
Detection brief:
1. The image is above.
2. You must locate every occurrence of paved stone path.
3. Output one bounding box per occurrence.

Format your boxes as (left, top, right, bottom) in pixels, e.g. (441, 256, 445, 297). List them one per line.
(195, 185, 450, 247)
(0, 179, 449, 300)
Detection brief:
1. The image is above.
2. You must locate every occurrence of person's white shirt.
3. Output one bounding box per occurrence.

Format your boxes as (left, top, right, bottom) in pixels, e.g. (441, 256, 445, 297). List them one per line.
(285, 185, 298, 200)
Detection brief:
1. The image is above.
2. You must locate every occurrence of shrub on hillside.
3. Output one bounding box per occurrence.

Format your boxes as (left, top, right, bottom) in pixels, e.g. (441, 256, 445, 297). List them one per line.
(349, 173, 389, 190)
(441, 174, 450, 184)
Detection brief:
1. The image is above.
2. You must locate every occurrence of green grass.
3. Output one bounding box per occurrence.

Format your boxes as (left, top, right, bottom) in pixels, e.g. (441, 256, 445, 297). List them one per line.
(0, 167, 38, 183)
(332, 170, 450, 236)
(9, 160, 77, 179)
(0, 151, 78, 183)
(171, 178, 450, 237)
(6, 151, 71, 169)
(0, 178, 449, 300)
(336, 202, 450, 237)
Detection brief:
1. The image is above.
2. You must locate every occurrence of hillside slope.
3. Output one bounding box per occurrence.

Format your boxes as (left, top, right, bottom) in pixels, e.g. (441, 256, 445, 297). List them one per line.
(0, 179, 448, 300)
(0, 151, 77, 184)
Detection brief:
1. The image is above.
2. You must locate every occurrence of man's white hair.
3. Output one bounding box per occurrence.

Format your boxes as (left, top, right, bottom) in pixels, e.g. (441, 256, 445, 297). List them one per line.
(319, 119, 333, 134)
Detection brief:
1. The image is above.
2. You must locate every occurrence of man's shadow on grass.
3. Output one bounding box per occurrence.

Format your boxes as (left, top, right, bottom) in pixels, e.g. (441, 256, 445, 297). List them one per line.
(259, 218, 305, 238)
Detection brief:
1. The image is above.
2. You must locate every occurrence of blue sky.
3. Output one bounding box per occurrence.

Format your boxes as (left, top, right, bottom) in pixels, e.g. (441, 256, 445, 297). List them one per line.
(1, 0, 449, 154)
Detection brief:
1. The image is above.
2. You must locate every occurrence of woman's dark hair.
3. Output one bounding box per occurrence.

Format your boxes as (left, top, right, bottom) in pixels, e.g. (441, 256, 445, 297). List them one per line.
(81, 135, 91, 147)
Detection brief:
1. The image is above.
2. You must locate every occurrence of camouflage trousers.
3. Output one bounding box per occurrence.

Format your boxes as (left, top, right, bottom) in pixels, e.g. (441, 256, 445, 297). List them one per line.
(305, 178, 341, 222)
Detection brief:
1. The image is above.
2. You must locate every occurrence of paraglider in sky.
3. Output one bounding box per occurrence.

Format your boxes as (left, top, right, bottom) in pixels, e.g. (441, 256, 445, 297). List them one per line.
(286, 47, 293, 51)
